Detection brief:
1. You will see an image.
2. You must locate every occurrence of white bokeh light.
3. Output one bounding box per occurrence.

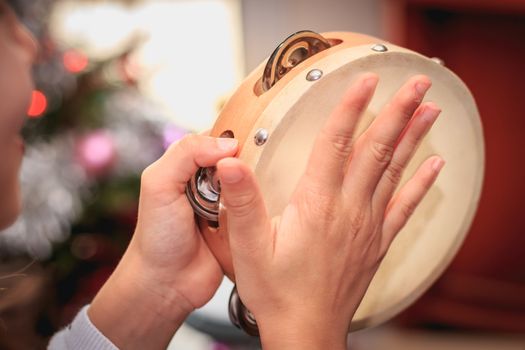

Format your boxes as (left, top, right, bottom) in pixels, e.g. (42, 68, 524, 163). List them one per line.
(50, 0, 245, 131)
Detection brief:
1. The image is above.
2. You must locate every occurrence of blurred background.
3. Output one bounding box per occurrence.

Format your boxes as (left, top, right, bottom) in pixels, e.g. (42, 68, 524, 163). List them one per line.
(0, 0, 524, 349)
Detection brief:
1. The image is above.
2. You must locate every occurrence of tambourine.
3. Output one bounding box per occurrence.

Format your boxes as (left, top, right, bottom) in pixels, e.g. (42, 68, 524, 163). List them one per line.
(186, 31, 484, 335)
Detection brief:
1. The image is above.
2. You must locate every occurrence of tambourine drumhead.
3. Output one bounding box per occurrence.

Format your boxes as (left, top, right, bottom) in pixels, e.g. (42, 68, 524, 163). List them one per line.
(199, 32, 484, 331)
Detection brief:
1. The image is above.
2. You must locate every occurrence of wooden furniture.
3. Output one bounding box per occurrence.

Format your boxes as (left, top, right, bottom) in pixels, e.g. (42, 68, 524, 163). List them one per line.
(384, 0, 525, 332)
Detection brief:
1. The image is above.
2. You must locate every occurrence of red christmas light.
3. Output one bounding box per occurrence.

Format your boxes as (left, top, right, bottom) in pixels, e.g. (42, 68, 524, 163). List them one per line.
(27, 90, 48, 118)
(63, 49, 89, 73)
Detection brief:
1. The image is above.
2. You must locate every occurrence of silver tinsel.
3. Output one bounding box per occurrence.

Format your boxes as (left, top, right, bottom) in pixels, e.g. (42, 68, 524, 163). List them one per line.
(104, 89, 168, 176)
(0, 0, 185, 260)
(0, 136, 90, 260)
(0, 87, 176, 260)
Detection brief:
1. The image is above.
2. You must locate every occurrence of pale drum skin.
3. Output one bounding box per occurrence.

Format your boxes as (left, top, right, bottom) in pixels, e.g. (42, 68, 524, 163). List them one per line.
(197, 31, 483, 333)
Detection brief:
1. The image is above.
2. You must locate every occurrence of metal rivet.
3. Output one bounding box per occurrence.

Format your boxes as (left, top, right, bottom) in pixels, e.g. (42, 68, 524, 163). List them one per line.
(306, 69, 323, 81)
(431, 57, 445, 66)
(254, 128, 269, 146)
(371, 43, 388, 52)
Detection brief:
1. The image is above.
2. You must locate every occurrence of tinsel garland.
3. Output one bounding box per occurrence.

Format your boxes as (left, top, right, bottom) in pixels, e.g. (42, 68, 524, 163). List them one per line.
(0, 87, 183, 259)
(0, 0, 191, 259)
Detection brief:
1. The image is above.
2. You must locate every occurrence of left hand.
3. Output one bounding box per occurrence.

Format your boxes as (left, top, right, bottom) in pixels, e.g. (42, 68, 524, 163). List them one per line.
(88, 134, 239, 349)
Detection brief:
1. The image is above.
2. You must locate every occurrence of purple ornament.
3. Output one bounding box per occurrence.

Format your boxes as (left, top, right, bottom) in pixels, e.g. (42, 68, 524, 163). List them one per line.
(162, 125, 187, 150)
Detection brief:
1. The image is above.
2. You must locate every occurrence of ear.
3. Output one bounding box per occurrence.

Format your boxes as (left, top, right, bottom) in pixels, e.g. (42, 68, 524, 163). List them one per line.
(2, 2, 38, 64)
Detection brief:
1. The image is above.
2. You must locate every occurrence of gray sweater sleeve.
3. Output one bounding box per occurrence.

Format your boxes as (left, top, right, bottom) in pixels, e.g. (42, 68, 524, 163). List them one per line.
(48, 305, 119, 350)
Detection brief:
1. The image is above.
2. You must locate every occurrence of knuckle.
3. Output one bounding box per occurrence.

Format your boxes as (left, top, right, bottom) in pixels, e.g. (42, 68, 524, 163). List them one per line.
(299, 186, 338, 222)
(404, 136, 420, 154)
(407, 83, 424, 104)
(140, 163, 155, 183)
(384, 159, 404, 186)
(164, 138, 180, 154)
(167, 134, 201, 169)
(176, 134, 198, 152)
(140, 163, 158, 192)
(224, 192, 258, 218)
(315, 201, 338, 223)
(347, 210, 365, 235)
(399, 200, 417, 219)
(400, 107, 415, 123)
(321, 129, 353, 159)
(370, 141, 394, 165)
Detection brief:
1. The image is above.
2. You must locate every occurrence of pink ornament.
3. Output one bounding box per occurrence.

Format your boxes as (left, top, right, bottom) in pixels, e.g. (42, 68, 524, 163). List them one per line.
(76, 130, 116, 176)
(162, 125, 187, 150)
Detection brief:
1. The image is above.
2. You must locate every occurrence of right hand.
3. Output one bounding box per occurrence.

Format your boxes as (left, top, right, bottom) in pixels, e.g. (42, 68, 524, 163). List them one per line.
(217, 73, 443, 349)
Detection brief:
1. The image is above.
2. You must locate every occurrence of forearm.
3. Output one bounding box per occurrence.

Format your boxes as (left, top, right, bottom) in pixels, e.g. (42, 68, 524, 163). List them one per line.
(88, 250, 192, 350)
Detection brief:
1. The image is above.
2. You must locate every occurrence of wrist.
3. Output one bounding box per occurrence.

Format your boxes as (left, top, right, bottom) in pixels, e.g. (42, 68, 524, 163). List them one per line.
(257, 314, 348, 350)
(88, 249, 193, 349)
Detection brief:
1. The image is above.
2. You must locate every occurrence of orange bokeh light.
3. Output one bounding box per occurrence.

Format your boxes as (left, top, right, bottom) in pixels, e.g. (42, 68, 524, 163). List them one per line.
(63, 50, 89, 73)
(27, 90, 48, 118)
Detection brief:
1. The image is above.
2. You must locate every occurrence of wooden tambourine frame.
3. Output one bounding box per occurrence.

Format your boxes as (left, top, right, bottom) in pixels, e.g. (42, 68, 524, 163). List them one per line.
(186, 31, 484, 335)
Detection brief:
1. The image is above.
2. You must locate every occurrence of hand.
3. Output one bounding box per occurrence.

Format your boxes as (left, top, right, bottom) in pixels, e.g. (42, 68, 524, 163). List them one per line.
(89, 135, 239, 349)
(217, 73, 443, 350)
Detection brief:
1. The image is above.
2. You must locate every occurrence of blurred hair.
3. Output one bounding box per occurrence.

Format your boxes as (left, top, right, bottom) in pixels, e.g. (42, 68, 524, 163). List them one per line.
(5, 0, 23, 17)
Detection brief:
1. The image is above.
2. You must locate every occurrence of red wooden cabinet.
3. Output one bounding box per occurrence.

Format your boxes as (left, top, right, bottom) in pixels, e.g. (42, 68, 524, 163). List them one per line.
(384, 0, 525, 332)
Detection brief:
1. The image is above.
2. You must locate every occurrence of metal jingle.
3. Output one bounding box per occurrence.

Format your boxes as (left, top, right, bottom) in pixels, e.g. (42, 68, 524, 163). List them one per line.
(261, 30, 331, 92)
(185, 166, 220, 222)
(228, 286, 259, 336)
(186, 130, 234, 222)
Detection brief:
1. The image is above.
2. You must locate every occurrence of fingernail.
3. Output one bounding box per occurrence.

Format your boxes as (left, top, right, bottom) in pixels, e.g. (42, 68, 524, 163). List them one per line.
(432, 158, 445, 172)
(421, 105, 441, 123)
(220, 166, 244, 184)
(415, 80, 431, 96)
(216, 138, 238, 151)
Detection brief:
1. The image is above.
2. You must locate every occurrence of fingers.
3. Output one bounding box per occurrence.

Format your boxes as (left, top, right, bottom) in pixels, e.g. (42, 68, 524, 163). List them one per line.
(344, 75, 431, 200)
(303, 73, 378, 192)
(142, 134, 238, 194)
(381, 155, 444, 249)
(216, 158, 271, 258)
(373, 102, 441, 210)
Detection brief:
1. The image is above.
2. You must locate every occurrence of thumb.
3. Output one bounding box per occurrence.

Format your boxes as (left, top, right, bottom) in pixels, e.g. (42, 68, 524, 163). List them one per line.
(217, 158, 271, 258)
(142, 134, 238, 195)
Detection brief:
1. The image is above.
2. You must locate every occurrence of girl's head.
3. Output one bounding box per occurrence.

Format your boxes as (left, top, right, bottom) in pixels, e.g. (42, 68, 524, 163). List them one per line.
(0, 0, 37, 229)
